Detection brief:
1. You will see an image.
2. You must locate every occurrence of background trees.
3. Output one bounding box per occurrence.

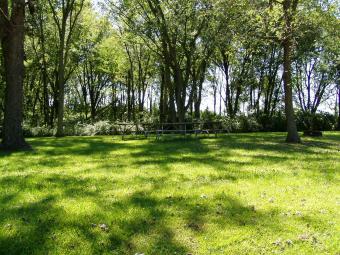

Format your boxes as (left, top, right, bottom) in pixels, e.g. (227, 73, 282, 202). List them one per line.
(0, 0, 339, 143)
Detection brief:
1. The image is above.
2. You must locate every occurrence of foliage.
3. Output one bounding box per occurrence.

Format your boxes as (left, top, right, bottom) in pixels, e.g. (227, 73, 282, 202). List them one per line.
(77, 121, 113, 136)
(22, 123, 55, 137)
(296, 111, 337, 131)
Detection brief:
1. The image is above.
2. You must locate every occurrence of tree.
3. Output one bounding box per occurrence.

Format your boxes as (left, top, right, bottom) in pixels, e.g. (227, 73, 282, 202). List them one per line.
(47, 0, 84, 136)
(291, 0, 339, 131)
(0, 0, 30, 150)
(111, 0, 213, 123)
(281, 0, 301, 142)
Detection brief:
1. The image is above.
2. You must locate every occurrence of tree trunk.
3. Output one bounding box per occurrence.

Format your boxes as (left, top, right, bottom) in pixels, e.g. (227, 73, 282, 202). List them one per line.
(55, 23, 66, 137)
(0, 0, 29, 150)
(55, 50, 66, 137)
(159, 66, 166, 123)
(336, 64, 340, 131)
(213, 85, 217, 115)
(282, 0, 300, 143)
(337, 83, 340, 131)
(127, 70, 132, 121)
(194, 60, 206, 119)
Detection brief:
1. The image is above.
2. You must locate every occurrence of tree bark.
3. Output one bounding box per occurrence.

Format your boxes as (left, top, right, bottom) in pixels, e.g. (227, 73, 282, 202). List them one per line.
(0, 0, 30, 150)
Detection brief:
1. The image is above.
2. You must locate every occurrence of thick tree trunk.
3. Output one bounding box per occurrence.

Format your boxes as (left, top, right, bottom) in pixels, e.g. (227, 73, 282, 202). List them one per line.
(90, 103, 96, 122)
(282, 0, 300, 143)
(194, 99, 201, 119)
(1, 0, 29, 150)
(283, 40, 300, 142)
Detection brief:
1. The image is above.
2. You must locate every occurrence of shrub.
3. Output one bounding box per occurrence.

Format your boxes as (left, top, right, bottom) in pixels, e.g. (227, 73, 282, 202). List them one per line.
(256, 112, 286, 132)
(238, 115, 262, 132)
(74, 121, 113, 136)
(220, 116, 241, 132)
(22, 124, 55, 137)
(296, 111, 336, 131)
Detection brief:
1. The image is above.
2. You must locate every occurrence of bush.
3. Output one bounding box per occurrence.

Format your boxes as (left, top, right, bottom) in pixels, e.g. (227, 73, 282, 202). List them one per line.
(296, 111, 336, 131)
(256, 112, 286, 132)
(73, 121, 113, 136)
(23, 124, 55, 137)
(201, 111, 262, 133)
(237, 115, 262, 132)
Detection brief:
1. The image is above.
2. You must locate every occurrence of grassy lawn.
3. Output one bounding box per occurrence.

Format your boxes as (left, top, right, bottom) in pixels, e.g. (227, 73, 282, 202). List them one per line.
(0, 132, 339, 255)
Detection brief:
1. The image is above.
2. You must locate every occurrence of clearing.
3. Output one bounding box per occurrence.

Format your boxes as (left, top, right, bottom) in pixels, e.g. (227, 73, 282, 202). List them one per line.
(0, 133, 339, 254)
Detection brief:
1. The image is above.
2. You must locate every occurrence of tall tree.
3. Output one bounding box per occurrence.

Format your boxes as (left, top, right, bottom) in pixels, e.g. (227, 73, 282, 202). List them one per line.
(282, 0, 301, 142)
(0, 0, 30, 149)
(111, 0, 212, 123)
(47, 0, 84, 136)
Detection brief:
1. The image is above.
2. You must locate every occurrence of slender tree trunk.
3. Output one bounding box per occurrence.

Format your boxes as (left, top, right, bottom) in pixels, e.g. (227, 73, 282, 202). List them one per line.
(55, 17, 66, 137)
(149, 87, 153, 114)
(337, 82, 340, 131)
(159, 66, 165, 123)
(55, 42, 66, 136)
(219, 83, 222, 115)
(194, 61, 206, 119)
(0, 0, 29, 150)
(127, 70, 132, 121)
(282, 0, 300, 143)
(213, 85, 217, 115)
(336, 64, 340, 131)
(221, 51, 233, 116)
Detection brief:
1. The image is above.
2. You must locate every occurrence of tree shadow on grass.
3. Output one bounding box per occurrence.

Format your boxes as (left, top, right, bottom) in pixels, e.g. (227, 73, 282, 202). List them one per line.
(0, 175, 188, 254)
(0, 133, 339, 253)
(0, 165, 338, 254)
(2, 133, 339, 181)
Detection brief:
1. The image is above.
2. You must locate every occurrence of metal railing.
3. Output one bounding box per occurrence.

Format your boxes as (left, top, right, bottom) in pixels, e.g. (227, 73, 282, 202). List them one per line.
(113, 121, 228, 140)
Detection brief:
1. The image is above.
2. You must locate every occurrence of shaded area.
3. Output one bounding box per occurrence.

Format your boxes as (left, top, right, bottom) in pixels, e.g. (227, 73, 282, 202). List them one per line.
(0, 132, 339, 254)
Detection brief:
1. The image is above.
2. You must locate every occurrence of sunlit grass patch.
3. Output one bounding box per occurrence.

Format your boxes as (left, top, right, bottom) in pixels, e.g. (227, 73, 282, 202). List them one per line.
(0, 132, 339, 254)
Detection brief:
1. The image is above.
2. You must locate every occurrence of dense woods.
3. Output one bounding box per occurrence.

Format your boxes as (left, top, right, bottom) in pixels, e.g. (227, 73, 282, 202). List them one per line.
(0, 0, 339, 148)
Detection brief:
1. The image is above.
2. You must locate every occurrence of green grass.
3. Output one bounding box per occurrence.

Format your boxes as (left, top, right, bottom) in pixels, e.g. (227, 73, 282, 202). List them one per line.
(0, 132, 339, 255)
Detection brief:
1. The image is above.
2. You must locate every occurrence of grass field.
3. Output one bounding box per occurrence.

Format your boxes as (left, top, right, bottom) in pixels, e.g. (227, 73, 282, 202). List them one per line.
(0, 132, 339, 254)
